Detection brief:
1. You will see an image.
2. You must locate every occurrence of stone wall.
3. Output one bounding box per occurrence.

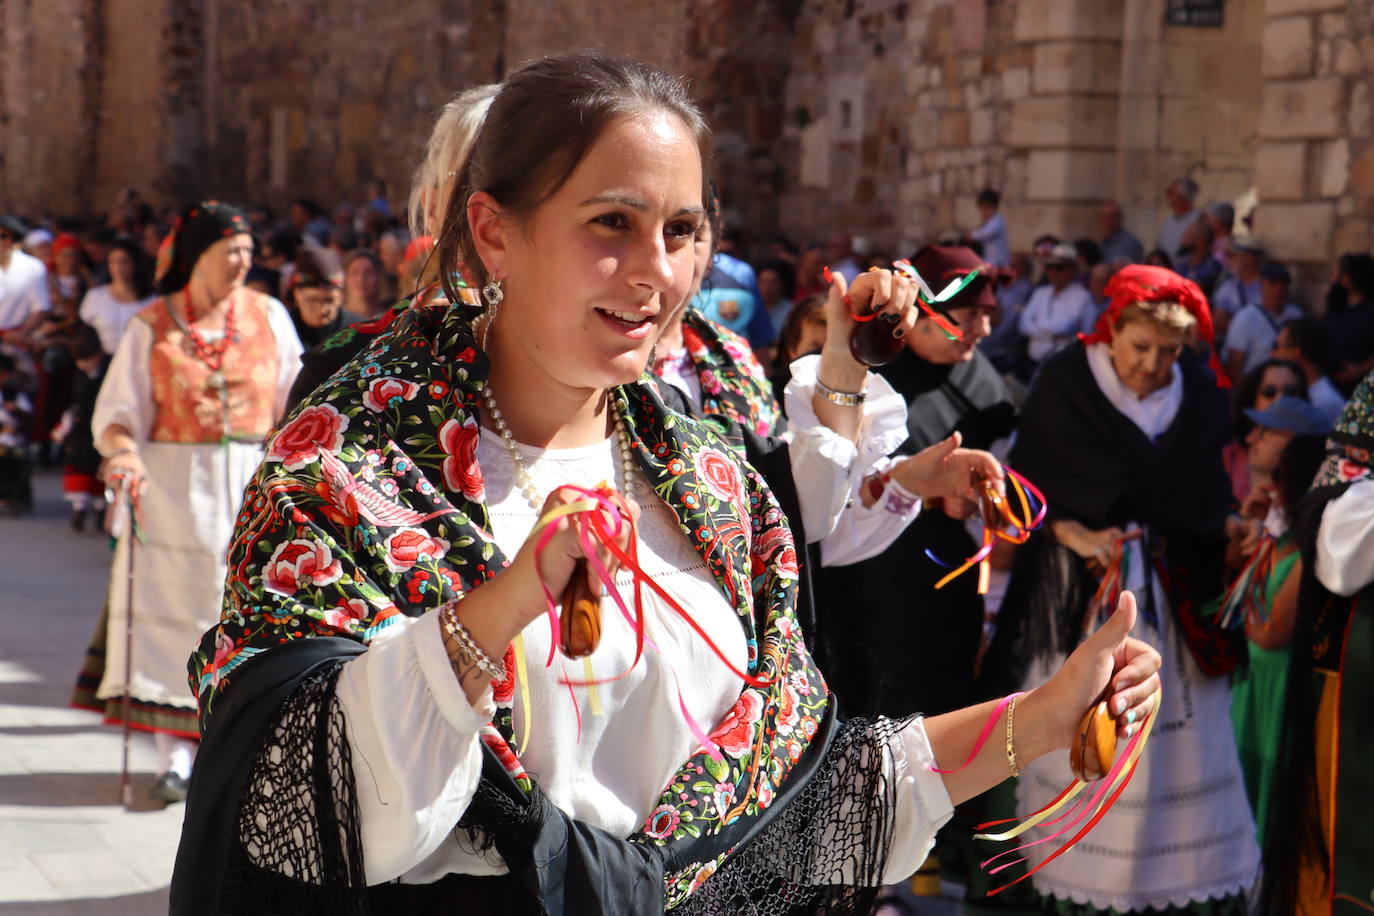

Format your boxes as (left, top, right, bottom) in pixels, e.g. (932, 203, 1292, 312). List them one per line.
(1253, 0, 1374, 299)
(0, 0, 1367, 281)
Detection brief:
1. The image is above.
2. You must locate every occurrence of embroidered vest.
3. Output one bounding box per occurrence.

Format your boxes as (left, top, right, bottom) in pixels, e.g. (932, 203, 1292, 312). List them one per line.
(143, 289, 281, 444)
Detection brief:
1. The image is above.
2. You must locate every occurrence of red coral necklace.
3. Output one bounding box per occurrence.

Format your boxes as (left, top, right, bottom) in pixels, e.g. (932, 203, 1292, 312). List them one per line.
(180, 291, 237, 390)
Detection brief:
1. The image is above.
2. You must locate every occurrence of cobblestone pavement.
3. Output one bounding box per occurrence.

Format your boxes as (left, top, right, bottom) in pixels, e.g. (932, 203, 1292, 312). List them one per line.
(0, 468, 971, 914)
(1, 469, 180, 914)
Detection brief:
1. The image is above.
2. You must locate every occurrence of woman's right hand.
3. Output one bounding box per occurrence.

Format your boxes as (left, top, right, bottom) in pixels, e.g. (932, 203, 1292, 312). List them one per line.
(101, 450, 146, 494)
(1053, 519, 1127, 576)
(505, 485, 640, 634)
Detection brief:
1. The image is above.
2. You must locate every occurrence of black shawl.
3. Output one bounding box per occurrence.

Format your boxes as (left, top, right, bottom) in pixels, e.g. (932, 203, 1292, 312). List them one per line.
(981, 342, 1237, 698)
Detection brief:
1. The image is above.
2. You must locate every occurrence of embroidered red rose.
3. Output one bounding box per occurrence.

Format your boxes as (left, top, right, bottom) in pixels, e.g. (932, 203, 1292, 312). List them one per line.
(774, 545, 799, 581)
(383, 527, 451, 573)
(262, 538, 344, 596)
(708, 690, 765, 760)
(438, 416, 484, 501)
(267, 405, 349, 471)
(1339, 458, 1371, 482)
(321, 598, 369, 632)
(362, 377, 420, 412)
(695, 446, 742, 504)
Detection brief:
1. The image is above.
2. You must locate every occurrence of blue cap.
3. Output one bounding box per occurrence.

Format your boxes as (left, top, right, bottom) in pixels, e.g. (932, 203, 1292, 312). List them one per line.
(1244, 396, 1331, 436)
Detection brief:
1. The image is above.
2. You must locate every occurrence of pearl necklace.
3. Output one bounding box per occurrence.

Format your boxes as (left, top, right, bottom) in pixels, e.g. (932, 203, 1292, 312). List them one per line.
(480, 383, 639, 513)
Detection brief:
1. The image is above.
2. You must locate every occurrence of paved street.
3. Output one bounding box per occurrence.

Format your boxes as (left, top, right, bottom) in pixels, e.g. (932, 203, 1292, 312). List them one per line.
(1, 468, 180, 914)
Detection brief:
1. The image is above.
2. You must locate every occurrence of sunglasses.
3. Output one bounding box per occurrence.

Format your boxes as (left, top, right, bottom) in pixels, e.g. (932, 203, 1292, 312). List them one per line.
(0, 234, 16, 243)
(1259, 384, 1297, 399)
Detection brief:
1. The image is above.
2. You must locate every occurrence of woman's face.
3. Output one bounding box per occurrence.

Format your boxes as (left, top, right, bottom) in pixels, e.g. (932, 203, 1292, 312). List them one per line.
(1254, 364, 1301, 411)
(294, 286, 343, 329)
(191, 233, 254, 303)
(107, 248, 134, 285)
(789, 316, 827, 362)
(757, 268, 784, 306)
(345, 257, 380, 304)
(55, 247, 81, 275)
(1109, 318, 1188, 398)
(479, 111, 704, 390)
(142, 224, 163, 259)
(908, 304, 994, 365)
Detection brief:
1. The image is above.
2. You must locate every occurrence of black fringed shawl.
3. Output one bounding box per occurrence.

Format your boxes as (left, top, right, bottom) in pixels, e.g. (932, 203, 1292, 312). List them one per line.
(982, 343, 1238, 696)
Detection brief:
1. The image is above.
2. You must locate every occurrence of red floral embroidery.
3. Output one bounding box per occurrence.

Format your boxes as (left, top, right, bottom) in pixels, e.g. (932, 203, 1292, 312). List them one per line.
(383, 527, 451, 573)
(262, 539, 344, 596)
(438, 416, 484, 500)
(362, 377, 420, 412)
(268, 405, 349, 471)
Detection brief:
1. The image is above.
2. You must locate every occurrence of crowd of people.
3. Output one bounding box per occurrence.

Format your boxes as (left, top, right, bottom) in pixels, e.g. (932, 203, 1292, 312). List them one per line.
(0, 49, 1370, 916)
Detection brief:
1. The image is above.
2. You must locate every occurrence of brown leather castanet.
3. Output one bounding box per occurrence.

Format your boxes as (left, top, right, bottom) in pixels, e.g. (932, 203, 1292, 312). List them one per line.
(1069, 700, 1119, 782)
(849, 312, 905, 367)
(558, 559, 602, 659)
(978, 477, 1005, 531)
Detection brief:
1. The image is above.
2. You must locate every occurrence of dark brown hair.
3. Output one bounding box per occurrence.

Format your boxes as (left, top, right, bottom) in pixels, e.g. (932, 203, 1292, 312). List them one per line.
(436, 51, 712, 303)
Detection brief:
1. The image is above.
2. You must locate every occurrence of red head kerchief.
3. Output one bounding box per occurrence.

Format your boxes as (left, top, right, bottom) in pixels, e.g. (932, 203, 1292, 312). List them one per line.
(1080, 264, 1228, 388)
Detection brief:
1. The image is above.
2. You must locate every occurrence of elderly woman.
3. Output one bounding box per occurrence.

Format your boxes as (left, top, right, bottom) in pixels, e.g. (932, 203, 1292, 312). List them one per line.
(984, 265, 1259, 914)
(71, 202, 301, 802)
(171, 53, 1160, 913)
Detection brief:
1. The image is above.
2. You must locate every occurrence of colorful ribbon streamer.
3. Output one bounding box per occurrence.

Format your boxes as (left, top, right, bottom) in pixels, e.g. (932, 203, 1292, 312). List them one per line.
(1081, 535, 1139, 638)
(892, 258, 981, 341)
(931, 468, 1046, 595)
(929, 689, 1163, 897)
(1217, 532, 1277, 631)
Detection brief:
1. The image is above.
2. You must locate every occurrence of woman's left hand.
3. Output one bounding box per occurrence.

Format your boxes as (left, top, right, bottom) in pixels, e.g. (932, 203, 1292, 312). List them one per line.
(1032, 591, 1161, 747)
(888, 431, 1004, 505)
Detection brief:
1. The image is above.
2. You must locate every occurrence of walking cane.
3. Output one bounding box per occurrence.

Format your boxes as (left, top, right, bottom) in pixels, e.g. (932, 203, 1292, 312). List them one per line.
(109, 475, 136, 808)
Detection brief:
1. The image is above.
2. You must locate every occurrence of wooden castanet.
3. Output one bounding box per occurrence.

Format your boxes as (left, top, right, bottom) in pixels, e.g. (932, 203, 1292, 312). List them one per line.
(1070, 699, 1119, 782)
(558, 558, 602, 659)
(848, 310, 905, 366)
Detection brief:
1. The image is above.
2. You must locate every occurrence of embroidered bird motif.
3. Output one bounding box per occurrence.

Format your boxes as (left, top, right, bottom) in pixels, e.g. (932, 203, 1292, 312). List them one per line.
(317, 447, 457, 528)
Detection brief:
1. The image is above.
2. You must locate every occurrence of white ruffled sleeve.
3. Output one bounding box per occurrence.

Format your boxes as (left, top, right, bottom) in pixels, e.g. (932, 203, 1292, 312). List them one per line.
(1316, 479, 1374, 596)
(92, 316, 155, 450)
(334, 611, 494, 885)
(783, 354, 910, 543)
(264, 296, 304, 421)
(881, 717, 956, 882)
(819, 458, 922, 567)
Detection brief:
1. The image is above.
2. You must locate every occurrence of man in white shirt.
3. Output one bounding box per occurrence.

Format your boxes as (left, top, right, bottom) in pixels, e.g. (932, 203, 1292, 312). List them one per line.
(0, 215, 52, 341)
(825, 232, 862, 284)
(1018, 243, 1094, 362)
(1271, 316, 1347, 422)
(1155, 177, 1199, 263)
(967, 188, 1010, 267)
(1224, 261, 1304, 382)
(1212, 235, 1265, 339)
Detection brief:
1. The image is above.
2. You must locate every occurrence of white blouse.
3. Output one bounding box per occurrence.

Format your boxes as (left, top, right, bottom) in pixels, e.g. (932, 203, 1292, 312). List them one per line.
(78, 284, 155, 355)
(336, 431, 953, 887)
(91, 296, 302, 448)
(1316, 479, 1374, 596)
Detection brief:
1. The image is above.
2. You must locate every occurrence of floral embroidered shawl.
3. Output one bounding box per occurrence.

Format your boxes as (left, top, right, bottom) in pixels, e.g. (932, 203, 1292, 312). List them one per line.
(681, 309, 782, 438)
(192, 299, 829, 903)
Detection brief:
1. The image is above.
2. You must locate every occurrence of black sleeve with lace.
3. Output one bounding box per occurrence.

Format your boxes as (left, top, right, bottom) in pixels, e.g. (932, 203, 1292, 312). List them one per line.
(210, 666, 905, 914)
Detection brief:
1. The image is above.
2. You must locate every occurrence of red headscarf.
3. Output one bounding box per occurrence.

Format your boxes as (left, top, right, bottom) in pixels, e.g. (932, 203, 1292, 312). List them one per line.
(1079, 264, 1228, 388)
(48, 233, 83, 270)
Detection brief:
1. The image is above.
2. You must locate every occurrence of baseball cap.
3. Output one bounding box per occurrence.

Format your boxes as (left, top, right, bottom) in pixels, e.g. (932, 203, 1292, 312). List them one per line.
(1244, 396, 1331, 436)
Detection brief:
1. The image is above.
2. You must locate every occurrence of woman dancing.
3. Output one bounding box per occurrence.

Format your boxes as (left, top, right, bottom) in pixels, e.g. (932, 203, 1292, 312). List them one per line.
(172, 53, 1160, 912)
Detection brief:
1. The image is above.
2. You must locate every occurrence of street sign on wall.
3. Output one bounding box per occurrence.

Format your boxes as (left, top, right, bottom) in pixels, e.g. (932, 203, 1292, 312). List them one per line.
(1165, 0, 1224, 27)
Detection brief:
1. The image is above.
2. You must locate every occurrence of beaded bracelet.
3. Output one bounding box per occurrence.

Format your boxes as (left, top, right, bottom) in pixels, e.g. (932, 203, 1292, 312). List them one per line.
(1005, 693, 1021, 777)
(439, 600, 506, 681)
(815, 376, 866, 407)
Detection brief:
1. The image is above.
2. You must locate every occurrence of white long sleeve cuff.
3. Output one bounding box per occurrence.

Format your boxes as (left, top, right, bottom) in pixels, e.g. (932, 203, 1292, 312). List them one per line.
(820, 458, 923, 566)
(1316, 479, 1374, 596)
(784, 354, 910, 542)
